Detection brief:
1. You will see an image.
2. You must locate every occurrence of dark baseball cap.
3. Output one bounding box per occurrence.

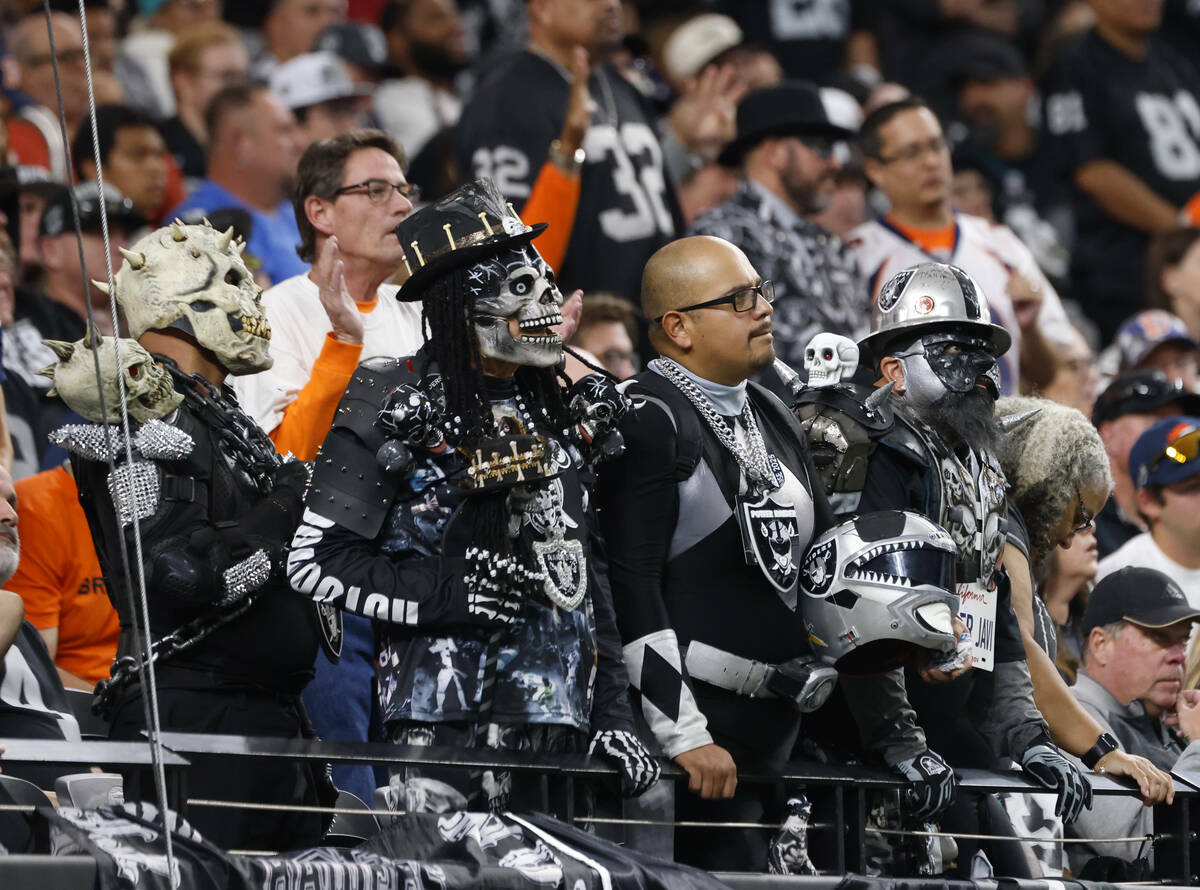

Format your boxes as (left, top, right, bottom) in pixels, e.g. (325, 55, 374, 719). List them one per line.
(1091, 370, 1200, 427)
(316, 22, 388, 74)
(39, 182, 147, 238)
(1082, 566, 1200, 637)
(946, 32, 1029, 86)
(1130, 416, 1200, 489)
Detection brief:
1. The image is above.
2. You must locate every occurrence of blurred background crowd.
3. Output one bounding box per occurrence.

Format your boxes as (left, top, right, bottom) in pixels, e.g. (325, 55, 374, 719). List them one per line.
(2, 0, 1200, 861)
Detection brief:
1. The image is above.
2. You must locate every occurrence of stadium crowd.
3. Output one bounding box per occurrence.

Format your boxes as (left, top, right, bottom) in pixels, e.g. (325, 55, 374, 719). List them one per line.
(3, 0, 1200, 882)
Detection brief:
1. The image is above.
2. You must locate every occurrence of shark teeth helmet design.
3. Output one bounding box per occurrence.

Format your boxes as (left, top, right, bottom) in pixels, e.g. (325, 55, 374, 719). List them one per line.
(800, 510, 959, 673)
(113, 220, 272, 376)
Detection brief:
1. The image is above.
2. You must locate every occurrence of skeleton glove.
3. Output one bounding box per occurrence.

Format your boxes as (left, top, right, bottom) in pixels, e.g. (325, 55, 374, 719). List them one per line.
(893, 750, 955, 821)
(1020, 743, 1092, 825)
(588, 729, 661, 798)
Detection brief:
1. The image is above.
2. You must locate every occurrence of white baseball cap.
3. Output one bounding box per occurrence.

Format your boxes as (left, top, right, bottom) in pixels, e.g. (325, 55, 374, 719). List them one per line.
(270, 52, 372, 110)
(661, 14, 742, 82)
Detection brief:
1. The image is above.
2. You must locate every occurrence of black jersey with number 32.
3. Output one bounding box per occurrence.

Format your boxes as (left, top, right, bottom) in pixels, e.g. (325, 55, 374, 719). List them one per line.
(455, 52, 678, 301)
(1043, 31, 1200, 332)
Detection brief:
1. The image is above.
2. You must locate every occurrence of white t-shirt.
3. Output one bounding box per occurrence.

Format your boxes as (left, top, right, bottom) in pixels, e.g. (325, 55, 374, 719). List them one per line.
(1096, 532, 1200, 607)
(374, 78, 462, 160)
(232, 273, 425, 435)
(847, 213, 1072, 394)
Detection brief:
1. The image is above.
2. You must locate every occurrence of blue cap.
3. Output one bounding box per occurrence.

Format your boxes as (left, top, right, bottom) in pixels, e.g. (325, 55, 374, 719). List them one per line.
(1116, 309, 1198, 370)
(1131, 416, 1200, 489)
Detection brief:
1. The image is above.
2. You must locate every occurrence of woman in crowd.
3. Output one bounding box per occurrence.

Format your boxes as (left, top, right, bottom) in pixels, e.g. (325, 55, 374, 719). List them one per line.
(1146, 227, 1200, 343)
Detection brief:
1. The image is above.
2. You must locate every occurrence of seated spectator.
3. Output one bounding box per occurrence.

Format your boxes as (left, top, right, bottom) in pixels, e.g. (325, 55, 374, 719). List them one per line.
(1145, 227, 1200, 345)
(316, 21, 389, 88)
(1039, 325, 1100, 417)
(257, 0, 346, 77)
(1042, 0, 1200, 340)
(13, 168, 61, 285)
(71, 105, 183, 225)
(375, 0, 467, 160)
(566, 292, 639, 380)
(164, 21, 251, 181)
(1041, 528, 1100, 684)
(168, 82, 308, 284)
(0, 463, 82, 750)
(1099, 417, 1200, 614)
(270, 52, 371, 149)
(4, 13, 89, 180)
(1092, 374, 1200, 559)
(1109, 309, 1199, 392)
(118, 0, 221, 119)
(8, 462, 117, 690)
(1068, 567, 1200, 876)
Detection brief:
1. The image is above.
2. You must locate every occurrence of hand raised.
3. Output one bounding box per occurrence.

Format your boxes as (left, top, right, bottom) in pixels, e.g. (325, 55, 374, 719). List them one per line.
(317, 236, 364, 346)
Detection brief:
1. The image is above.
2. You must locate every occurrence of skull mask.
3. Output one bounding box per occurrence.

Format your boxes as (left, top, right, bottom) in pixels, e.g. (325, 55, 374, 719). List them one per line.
(803, 333, 859, 388)
(112, 221, 272, 376)
(468, 245, 564, 368)
(41, 330, 182, 424)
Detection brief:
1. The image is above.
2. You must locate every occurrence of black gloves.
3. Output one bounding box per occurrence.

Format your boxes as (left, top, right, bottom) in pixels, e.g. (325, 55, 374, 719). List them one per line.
(1021, 743, 1092, 825)
(893, 750, 956, 821)
(588, 729, 660, 798)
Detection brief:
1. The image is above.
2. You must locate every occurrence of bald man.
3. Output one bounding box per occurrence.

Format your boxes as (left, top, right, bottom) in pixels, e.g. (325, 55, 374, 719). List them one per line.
(596, 236, 837, 871)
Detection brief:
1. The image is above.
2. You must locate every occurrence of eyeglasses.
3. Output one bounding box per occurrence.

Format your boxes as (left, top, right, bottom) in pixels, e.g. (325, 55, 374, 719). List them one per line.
(876, 135, 949, 165)
(599, 349, 640, 371)
(334, 179, 421, 205)
(794, 136, 837, 160)
(24, 47, 86, 69)
(1143, 426, 1200, 482)
(654, 280, 774, 323)
(1070, 488, 1096, 537)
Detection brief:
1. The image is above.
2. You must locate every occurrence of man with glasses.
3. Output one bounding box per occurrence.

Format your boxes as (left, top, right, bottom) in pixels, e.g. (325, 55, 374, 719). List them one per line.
(232, 129, 422, 804)
(1068, 567, 1200, 876)
(1091, 372, 1200, 558)
(850, 97, 1071, 396)
(689, 82, 866, 395)
(596, 235, 846, 870)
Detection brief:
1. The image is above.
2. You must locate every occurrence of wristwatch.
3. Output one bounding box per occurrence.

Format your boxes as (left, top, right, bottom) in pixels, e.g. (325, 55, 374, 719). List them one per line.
(549, 139, 586, 176)
(1082, 731, 1120, 769)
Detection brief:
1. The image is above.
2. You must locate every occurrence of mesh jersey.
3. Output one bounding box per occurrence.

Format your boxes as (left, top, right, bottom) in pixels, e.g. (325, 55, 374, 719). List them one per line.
(455, 52, 678, 302)
(1043, 30, 1200, 333)
(846, 213, 1071, 394)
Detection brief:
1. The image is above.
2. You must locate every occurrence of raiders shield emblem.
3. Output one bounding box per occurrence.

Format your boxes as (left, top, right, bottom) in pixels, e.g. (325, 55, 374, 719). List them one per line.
(315, 601, 343, 662)
(737, 492, 801, 600)
(533, 532, 587, 610)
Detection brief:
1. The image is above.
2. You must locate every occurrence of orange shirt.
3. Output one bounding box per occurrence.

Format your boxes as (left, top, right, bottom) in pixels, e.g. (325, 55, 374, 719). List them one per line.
(882, 215, 957, 255)
(9, 466, 118, 686)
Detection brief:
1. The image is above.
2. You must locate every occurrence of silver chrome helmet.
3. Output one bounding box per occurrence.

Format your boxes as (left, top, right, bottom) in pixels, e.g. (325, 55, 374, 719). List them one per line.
(858, 262, 1011, 362)
(800, 510, 959, 673)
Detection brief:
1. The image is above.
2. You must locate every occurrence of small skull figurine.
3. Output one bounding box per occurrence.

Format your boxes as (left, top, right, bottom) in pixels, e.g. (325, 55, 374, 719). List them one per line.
(41, 329, 182, 424)
(804, 333, 860, 388)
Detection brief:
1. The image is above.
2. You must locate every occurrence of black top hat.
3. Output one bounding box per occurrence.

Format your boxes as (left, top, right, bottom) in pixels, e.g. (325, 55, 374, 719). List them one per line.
(717, 81, 856, 167)
(394, 178, 547, 302)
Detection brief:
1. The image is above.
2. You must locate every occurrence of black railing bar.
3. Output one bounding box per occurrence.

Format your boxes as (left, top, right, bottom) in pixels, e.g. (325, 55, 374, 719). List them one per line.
(873, 826, 1158, 844)
(579, 816, 834, 829)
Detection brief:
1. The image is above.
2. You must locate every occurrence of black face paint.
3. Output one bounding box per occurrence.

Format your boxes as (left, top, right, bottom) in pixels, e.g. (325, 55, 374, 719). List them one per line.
(920, 333, 998, 394)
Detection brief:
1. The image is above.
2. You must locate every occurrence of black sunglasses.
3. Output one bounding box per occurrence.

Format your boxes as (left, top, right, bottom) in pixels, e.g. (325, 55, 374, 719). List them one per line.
(654, 280, 774, 323)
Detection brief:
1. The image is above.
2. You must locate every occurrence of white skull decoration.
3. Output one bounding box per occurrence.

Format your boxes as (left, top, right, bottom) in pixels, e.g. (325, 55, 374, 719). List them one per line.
(107, 221, 272, 376)
(41, 329, 182, 424)
(468, 245, 565, 369)
(803, 333, 860, 388)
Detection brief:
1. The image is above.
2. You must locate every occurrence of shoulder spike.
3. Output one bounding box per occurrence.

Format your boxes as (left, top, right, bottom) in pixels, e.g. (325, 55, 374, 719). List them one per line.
(118, 246, 146, 270)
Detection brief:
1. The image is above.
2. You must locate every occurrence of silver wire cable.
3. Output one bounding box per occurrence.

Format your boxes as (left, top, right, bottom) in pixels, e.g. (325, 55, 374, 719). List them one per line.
(39, 0, 177, 875)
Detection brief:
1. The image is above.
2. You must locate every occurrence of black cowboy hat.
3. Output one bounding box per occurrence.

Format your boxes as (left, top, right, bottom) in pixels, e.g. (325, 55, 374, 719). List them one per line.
(394, 178, 547, 302)
(717, 81, 857, 167)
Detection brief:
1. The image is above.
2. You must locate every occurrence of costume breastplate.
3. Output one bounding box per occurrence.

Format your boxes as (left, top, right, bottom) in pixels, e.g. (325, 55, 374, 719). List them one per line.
(891, 404, 1007, 589)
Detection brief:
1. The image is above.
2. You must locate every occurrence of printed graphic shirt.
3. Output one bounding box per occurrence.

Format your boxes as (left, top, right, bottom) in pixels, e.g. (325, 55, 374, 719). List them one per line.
(290, 366, 635, 733)
(1042, 30, 1200, 336)
(689, 180, 868, 369)
(455, 52, 678, 302)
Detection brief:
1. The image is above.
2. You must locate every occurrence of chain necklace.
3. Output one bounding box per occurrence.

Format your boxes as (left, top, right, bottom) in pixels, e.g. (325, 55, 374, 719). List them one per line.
(654, 358, 783, 495)
(159, 359, 281, 494)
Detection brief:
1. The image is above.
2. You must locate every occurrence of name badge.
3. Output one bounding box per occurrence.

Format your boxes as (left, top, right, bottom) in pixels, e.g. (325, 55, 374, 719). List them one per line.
(956, 582, 996, 672)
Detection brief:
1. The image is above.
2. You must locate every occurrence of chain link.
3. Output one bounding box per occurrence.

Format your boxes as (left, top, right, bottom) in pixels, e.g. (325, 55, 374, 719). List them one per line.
(653, 358, 783, 495)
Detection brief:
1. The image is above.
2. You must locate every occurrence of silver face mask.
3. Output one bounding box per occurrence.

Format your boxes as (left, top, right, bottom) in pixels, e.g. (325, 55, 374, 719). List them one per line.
(469, 245, 564, 369)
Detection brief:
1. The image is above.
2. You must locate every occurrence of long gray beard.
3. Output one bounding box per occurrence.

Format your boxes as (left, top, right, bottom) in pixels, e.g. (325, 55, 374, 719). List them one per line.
(923, 389, 1001, 455)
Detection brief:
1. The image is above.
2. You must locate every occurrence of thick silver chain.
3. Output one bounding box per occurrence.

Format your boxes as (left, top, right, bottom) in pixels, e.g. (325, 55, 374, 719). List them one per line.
(654, 358, 783, 494)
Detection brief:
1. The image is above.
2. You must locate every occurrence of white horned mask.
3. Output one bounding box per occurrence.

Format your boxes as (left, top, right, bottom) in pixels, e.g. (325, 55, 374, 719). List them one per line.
(804, 333, 859, 388)
(41, 328, 182, 424)
(468, 245, 564, 369)
(108, 221, 272, 376)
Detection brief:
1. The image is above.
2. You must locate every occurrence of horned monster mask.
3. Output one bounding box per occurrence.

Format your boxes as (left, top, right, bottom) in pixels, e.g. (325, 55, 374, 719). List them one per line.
(109, 221, 272, 375)
(468, 246, 564, 368)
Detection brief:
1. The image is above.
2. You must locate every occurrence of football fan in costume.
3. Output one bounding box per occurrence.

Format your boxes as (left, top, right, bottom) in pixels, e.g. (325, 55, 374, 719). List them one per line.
(796, 261, 1089, 877)
(46, 221, 329, 852)
(287, 180, 659, 812)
